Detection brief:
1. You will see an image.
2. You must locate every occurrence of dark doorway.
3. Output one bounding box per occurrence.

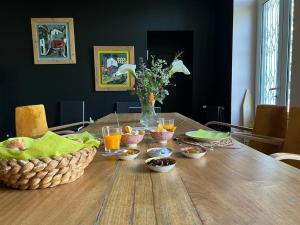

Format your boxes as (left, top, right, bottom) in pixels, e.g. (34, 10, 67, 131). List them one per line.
(147, 31, 194, 118)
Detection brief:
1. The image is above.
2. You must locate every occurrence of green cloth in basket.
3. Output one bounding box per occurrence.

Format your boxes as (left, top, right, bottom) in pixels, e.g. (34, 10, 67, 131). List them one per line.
(0, 131, 100, 160)
(187, 129, 230, 139)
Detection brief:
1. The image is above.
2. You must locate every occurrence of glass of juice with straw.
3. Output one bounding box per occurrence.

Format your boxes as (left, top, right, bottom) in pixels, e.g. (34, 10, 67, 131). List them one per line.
(102, 126, 122, 152)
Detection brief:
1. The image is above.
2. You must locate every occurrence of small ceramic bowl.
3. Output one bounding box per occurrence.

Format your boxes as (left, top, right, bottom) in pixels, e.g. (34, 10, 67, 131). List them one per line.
(121, 134, 144, 148)
(117, 149, 140, 161)
(147, 147, 173, 158)
(150, 130, 174, 144)
(145, 157, 176, 173)
(180, 147, 207, 159)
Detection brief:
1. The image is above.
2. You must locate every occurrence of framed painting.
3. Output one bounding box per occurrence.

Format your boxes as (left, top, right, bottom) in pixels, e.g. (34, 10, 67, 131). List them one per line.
(94, 46, 135, 91)
(31, 18, 76, 64)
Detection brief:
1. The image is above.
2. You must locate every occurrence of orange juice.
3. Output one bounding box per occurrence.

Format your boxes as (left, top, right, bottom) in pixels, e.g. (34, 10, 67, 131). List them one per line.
(104, 134, 121, 151)
(162, 124, 175, 130)
(158, 124, 175, 131)
(158, 118, 175, 132)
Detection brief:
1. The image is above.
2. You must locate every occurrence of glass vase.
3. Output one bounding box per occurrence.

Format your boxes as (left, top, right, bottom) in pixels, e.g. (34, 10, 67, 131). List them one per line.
(139, 97, 159, 128)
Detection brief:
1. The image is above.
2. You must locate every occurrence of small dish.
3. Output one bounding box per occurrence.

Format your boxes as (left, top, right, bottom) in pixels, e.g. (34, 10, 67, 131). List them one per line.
(121, 134, 144, 148)
(180, 147, 207, 159)
(145, 157, 176, 173)
(150, 130, 174, 144)
(147, 147, 172, 158)
(117, 149, 140, 161)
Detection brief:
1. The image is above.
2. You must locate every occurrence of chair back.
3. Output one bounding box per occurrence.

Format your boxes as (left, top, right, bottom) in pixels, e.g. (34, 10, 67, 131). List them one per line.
(249, 105, 287, 154)
(202, 105, 225, 131)
(115, 102, 140, 113)
(115, 101, 162, 113)
(281, 107, 300, 168)
(15, 104, 48, 137)
(128, 106, 162, 113)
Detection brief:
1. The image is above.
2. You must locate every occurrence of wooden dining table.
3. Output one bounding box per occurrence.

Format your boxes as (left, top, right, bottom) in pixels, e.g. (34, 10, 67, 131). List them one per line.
(1, 113, 300, 225)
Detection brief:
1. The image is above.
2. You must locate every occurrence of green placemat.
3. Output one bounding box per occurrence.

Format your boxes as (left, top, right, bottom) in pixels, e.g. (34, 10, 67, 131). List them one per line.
(186, 129, 230, 139)
(0, 131, 100, 160)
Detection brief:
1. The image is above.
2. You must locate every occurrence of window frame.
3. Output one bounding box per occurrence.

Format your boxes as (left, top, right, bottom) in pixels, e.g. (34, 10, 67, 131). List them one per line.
(255, 0, 292, 106)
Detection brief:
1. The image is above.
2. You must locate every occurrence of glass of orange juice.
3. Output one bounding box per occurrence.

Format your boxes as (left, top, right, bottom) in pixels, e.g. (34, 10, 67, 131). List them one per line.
(102, 126, 122, 152)
(158, 118, 175, 130)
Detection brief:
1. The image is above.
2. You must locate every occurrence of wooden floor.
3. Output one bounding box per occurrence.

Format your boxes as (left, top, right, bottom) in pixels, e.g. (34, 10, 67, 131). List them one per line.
(0, 113, 300, 225)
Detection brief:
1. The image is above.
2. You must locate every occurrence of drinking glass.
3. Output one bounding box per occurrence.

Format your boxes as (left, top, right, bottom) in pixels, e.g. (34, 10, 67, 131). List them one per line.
(158, 118, 175, 130)
(102, 126, 122, 152)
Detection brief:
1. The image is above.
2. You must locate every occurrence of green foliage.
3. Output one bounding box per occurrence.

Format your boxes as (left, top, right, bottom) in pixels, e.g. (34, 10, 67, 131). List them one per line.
(133, 53, 183, 105)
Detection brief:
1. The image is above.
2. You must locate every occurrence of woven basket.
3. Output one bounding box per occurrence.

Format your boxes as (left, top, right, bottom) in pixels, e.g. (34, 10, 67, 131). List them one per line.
(0, 147, 97, 190)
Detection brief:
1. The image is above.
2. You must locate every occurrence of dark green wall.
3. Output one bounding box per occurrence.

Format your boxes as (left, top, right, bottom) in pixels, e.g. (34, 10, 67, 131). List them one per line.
(0, 1, 233, 138)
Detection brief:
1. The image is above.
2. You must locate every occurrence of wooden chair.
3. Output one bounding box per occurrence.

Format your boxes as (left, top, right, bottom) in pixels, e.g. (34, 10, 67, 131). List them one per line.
(270, 107, 300, 168)
(205, 105, 287, 154)
(15, 104, 92, 138)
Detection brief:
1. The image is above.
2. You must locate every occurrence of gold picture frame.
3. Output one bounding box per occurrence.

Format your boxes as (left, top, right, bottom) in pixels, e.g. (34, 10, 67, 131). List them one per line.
(94, 46, 135, 91)
(31, 18, 76, 64)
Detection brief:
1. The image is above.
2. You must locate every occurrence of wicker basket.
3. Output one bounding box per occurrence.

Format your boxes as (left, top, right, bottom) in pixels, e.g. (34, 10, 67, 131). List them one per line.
(0, 147, 97, 190)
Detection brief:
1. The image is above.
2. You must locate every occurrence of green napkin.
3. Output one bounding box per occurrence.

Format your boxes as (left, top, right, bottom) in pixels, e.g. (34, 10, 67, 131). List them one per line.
(187, 129, 230, 139)
(0, 131, 100, 160)
(64, 132, 100, 147)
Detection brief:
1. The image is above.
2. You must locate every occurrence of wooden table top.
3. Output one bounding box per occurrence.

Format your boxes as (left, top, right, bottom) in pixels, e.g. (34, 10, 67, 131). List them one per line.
(1, 113, 300, 225)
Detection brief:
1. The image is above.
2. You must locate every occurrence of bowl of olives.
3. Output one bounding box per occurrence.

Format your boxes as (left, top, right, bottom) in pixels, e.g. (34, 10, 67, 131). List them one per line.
(145, 157, 176, 172)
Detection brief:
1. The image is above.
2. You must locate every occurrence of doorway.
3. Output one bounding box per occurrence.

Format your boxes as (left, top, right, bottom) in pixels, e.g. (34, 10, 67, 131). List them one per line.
(147, 31, 194, 117)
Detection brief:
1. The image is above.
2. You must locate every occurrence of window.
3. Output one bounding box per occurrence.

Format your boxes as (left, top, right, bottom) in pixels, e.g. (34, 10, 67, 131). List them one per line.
(256, 0, 294, 106)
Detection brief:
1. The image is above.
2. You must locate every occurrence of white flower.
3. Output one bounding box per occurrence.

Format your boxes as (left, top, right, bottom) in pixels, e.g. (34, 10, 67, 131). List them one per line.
(116, 64, 136, 76)
(169, 60, 190, 75)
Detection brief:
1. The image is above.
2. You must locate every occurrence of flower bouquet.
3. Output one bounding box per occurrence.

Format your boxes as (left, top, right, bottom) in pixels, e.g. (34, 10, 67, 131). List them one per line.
(116, 52, 190, 127)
